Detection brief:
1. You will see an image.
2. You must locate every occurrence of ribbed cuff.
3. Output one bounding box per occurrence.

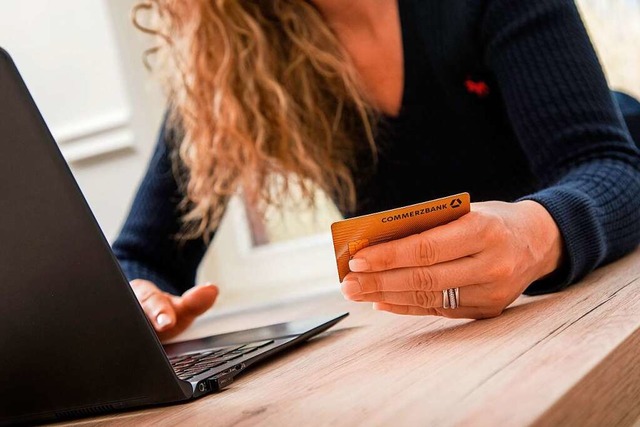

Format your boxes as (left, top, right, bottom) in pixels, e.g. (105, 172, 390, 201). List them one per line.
(518, 186, 606, 295)
(116, 259, 181, 296)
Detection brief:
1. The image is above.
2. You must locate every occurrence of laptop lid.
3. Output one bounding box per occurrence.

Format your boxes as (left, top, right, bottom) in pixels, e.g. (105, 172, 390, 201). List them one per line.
(0, 48, 189, 425)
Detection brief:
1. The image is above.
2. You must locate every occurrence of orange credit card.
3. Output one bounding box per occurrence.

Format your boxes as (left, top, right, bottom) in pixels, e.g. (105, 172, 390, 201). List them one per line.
(330, 193, 470, 281)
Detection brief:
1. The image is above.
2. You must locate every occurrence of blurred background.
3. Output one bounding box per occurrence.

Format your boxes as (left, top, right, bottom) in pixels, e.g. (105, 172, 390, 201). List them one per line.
(0, 0, 638, 313)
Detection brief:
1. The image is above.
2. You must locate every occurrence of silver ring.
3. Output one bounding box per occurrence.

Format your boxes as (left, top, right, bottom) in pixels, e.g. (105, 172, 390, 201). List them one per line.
(442, 287, 460, 309)
(442, 289, 449, 309)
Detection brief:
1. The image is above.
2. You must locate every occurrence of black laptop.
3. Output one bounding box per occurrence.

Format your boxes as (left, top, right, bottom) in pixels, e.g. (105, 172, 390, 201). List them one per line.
(0, 47, 347, 426)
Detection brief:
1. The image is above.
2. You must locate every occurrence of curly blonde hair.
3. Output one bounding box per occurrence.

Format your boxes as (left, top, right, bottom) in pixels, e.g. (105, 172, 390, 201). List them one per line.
(133, 0, 376, 238)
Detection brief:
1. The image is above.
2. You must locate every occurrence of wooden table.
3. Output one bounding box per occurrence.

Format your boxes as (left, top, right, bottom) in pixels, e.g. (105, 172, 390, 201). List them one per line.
(58, 249, 640, 426)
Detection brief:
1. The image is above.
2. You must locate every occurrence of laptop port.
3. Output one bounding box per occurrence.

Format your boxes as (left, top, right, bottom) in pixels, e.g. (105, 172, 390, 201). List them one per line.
(208, 371, 234, 391)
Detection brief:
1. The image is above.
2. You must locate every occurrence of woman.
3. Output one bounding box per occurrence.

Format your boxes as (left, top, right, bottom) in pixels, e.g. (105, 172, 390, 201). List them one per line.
(115, 0, 640, 340)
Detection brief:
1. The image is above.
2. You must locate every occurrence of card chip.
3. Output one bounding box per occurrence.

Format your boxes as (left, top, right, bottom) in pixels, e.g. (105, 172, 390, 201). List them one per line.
(348, 239, 370, 258)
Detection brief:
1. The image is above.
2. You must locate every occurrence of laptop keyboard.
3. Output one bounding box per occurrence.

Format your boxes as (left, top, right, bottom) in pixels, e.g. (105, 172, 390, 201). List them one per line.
(168, 339, 275, 380)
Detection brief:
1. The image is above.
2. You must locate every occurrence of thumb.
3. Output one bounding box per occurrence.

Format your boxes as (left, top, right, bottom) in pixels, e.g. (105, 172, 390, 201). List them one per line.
(176, 283, 219, 318)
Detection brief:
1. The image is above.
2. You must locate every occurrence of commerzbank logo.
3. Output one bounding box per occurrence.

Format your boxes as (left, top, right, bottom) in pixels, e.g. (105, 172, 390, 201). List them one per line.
(450, 198, 462, 209)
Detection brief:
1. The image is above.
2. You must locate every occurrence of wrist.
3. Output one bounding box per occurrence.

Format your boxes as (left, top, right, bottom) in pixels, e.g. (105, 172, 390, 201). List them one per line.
(517, 200, 564, 280)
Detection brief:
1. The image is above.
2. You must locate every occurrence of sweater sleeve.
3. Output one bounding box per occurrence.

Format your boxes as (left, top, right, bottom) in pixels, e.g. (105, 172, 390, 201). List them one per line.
(480, 0, 640, 294)
(112, 120, 213, 295)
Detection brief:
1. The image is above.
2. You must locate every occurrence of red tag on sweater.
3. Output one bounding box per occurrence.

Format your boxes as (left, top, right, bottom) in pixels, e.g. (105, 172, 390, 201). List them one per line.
(465, 77, 490, 97)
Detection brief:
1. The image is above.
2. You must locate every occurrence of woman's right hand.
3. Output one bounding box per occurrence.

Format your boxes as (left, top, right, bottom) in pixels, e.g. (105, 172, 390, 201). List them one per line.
(130, 279, 219, 342)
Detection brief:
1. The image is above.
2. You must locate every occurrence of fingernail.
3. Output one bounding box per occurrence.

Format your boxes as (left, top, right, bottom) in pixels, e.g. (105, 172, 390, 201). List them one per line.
(349, 258, 370, 272)
(373, 303, 390, 311)
(156, 313, 171, 327)
(341, 279, 362, 297)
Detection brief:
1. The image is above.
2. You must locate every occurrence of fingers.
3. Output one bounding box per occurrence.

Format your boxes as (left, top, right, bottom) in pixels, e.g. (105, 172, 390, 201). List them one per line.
(348, 284, 489, 308)
(373, 303, 502, 319)
(174, 283, 219, 319)
(348, 212, 485, 272)
(130, 280, 220, 341)
(130, 280, 178, 332)
(342, 257, 484, 296)
(130, 279, 162, 303)
(143, 293, 177, 331)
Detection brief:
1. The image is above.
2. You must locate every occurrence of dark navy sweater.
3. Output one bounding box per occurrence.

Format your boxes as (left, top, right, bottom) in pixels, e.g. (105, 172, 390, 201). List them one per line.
(113, 0, 640, 296)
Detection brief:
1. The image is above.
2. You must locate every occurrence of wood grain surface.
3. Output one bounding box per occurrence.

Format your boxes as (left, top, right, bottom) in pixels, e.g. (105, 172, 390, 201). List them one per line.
(55, 249, 640, 427)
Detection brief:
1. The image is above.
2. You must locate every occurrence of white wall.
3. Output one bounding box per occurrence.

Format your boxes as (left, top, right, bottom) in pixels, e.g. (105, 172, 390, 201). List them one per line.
(0, 0, 164, 241)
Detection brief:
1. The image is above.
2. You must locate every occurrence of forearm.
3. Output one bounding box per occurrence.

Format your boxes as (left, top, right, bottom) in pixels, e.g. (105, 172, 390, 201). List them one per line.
(481, 0, 640, 293)
(520, 159, 640, 294)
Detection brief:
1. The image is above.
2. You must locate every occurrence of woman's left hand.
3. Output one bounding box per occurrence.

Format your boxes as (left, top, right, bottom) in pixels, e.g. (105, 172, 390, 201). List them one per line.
(340, 200, 564, 319)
